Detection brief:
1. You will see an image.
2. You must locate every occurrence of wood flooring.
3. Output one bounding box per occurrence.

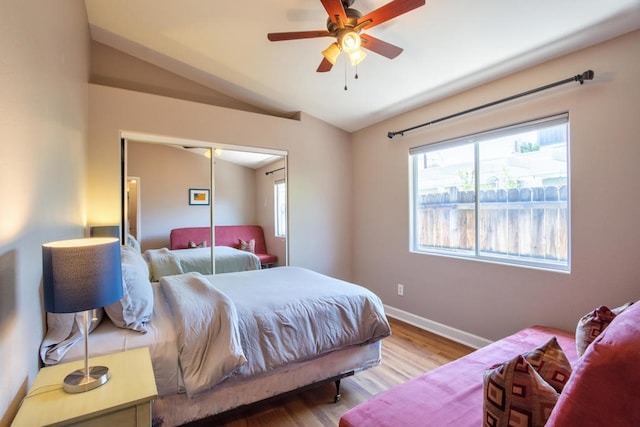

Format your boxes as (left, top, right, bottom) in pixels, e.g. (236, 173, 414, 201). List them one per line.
(186, 317, 474, 426)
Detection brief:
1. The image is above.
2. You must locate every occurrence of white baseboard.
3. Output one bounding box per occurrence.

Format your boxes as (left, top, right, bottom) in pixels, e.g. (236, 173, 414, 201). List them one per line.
(384, 305, 493, 349)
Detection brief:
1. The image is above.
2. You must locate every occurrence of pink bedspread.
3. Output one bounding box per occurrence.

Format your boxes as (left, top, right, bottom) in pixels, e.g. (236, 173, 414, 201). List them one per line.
(339, 325, 577, 427)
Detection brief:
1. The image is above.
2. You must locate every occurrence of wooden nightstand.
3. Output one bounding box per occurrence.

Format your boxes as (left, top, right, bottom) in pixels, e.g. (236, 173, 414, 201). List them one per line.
(12, 347, 157, 427)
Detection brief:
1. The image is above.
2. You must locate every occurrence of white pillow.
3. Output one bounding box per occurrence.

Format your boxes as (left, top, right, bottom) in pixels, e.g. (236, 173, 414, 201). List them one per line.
(105, 245, 153, 333)
(40, 309, 104, 365)
(126, 233, 141, 253)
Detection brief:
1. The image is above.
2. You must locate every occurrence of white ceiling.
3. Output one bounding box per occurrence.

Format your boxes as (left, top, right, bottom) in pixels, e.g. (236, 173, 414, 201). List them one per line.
(180, 147, 276, 168)
(84, 0, 640, 133)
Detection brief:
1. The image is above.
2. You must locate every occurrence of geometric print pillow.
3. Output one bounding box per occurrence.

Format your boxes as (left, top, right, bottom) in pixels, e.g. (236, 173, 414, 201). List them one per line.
(575, 302, 633, 356)
(188, 239, 207, 248)
(238, 238, 256, 253)
(483, 354, 559, 427)
(522, 337, 572, 393)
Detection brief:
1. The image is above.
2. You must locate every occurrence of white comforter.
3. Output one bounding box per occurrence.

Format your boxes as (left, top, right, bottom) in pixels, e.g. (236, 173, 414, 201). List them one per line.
(159, 267, 391, 397)
(145, 246, 261, 281)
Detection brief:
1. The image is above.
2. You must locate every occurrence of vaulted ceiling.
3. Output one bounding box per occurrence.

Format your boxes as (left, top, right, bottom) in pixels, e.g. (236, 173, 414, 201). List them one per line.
(84, 0, 640, 132)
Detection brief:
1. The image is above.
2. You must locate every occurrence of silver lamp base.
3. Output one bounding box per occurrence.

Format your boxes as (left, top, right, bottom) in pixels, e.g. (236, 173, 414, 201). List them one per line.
(63, 366, 110, 393)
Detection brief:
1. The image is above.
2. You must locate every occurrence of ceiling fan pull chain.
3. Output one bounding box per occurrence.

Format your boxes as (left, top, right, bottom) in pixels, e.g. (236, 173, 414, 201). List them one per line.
(344, 58, 348, 91)
(355, 63, 359, 80)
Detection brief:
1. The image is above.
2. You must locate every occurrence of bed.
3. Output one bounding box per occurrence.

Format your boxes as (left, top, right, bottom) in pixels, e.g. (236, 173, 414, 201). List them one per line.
(170, 225, 278, 267)
(143, 245, 261, 280)
(40, 245, 391, 427)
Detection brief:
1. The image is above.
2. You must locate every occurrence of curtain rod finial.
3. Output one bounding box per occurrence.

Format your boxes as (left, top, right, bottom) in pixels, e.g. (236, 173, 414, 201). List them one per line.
(582, 69, 595, 81)
(577, 70, 595, 84)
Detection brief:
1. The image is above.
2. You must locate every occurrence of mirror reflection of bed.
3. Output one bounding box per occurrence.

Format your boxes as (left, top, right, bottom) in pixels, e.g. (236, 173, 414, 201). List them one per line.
(123, 137, 287, 278)
(144, 224, 278, 281)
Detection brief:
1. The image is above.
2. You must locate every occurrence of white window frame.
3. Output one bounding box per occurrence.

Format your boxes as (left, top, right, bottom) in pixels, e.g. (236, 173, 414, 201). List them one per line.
(409, 113, 570, 272)
(274, 179, 287, 238)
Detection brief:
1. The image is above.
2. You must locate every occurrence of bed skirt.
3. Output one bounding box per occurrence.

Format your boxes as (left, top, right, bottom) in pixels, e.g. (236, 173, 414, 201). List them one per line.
(152, 341, 382, 427)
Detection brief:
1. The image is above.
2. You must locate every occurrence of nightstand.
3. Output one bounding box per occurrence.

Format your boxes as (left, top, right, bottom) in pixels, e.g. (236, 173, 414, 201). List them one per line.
(12, 347, 157, 427)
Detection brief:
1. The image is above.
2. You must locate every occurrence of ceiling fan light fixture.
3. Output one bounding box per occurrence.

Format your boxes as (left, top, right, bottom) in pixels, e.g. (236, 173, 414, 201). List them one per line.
(322, 43, 341, 65)
(348, 48, 367, 66)
(340, 30, 361, 53)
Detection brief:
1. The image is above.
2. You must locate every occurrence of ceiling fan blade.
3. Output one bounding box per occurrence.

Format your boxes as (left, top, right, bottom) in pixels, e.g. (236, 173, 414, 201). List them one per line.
(316, 57, 334, 73)
(360, 34, 403, 59)
(359, 0, 425, 30)
(320, 0, 347, 24)
(268, 30, 332, 41)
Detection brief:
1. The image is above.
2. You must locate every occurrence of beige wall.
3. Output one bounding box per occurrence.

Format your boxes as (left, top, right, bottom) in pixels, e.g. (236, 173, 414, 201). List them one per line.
(127, 142, 212, 250)
(87, 85, 353, 279)
(90, 40, 271, 116)
(0, 0, 89, 424)
(214, 156, 258, 227)
(256, 159, 288, 266)
(351, 29, 640, 343)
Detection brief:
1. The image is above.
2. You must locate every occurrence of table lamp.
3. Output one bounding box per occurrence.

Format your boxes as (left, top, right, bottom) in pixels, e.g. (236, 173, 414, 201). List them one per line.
(42, 237, 123, 393)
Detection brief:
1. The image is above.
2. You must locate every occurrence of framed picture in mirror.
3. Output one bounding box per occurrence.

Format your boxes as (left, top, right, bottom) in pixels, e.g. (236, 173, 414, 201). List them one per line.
(189, 188, 210, 206)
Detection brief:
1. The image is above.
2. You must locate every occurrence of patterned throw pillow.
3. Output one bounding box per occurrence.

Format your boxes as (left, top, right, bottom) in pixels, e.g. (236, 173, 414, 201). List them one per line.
(484, 355, 559, 427)
(238, 238, 255, 253)
(188, 240, 206, 249)
(522, 337, 572, 393)
(575, 302, 633, 356)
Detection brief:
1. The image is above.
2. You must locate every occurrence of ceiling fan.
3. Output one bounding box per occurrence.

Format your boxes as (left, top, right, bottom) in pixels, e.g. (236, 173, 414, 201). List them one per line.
(267, 0, 426, 72)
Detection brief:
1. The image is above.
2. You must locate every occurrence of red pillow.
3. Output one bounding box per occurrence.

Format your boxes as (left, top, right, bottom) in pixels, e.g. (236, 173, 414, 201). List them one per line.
(547, 301, 640, 426)
(575, 302, 633, 356)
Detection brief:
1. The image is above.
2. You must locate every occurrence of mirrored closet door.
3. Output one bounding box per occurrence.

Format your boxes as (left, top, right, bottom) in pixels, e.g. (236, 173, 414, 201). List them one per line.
(121, 134, 287, 279)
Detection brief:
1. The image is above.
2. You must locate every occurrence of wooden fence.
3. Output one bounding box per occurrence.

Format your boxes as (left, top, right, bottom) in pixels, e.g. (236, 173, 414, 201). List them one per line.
(416, 186, 568, 262)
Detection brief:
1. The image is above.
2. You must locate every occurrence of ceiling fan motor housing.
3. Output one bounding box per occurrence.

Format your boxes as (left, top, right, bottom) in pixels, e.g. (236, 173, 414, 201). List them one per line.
(326, 7, 362, 33)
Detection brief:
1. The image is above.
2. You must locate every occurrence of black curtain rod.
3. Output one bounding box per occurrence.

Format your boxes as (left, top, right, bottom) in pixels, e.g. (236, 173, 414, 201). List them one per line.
(265, 167, 285, 175)
(387, 70, 594, 139)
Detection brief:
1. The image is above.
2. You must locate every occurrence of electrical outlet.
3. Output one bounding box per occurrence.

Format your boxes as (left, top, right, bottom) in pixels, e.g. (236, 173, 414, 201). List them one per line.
(397, 284, 404, 296)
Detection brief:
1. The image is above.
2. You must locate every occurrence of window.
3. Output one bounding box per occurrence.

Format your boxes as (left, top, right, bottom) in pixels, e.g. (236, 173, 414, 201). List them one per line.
(274, 179, 287, 237)
(410, 114, 569, 271)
